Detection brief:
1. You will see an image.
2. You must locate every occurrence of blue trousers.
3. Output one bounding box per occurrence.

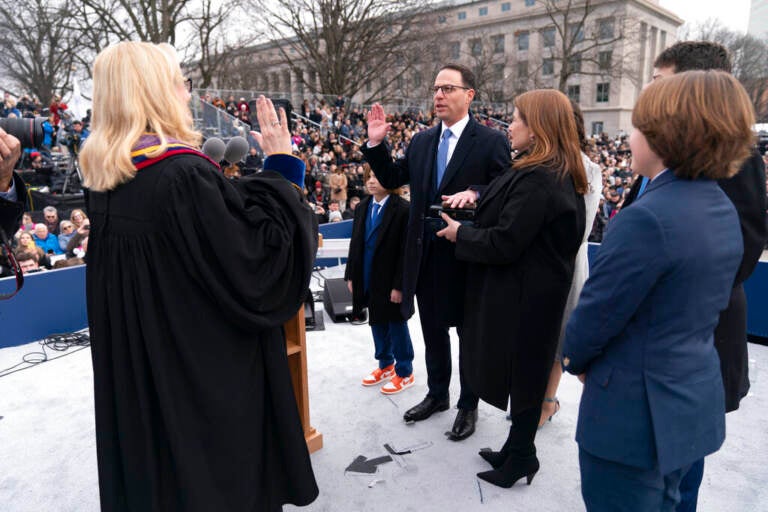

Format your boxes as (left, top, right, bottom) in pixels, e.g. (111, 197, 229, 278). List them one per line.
(676, 458, 704, 512)
(579, 448, 689, 512)
(370, 321, 414, 377)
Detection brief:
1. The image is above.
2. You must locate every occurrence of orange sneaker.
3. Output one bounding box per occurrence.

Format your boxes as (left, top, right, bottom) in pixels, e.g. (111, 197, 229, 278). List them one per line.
(381, 374, 415, 395)
(362, 364, 395, 386)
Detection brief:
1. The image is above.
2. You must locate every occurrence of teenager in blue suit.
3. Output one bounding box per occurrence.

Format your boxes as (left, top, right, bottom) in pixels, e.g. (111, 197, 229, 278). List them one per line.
(563, 71, 756, 511)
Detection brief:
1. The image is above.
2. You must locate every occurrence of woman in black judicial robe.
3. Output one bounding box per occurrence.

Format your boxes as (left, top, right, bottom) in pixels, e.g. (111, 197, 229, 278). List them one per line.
(437, 89, 586, 488)
(79, 42, 318, 512)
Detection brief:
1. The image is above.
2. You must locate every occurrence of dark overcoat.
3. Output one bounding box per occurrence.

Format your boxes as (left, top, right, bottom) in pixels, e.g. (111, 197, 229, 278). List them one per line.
(454, 164, 585, 412)
(361, 117, 511, 324)
(345, 194, 412, 323)
(715, 149, 767, 411)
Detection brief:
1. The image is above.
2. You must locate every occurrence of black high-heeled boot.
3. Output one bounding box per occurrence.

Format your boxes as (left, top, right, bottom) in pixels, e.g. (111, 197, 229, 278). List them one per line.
(479, 425, 514, 469)
(477, 453, 540, 488)
(478, 407, 540, 486)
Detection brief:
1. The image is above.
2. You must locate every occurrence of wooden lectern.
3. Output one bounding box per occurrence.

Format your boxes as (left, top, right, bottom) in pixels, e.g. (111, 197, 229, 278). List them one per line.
(283, 308, 323, 453)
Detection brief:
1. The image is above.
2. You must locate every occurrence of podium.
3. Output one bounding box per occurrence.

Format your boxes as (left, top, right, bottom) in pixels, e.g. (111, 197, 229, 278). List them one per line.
(283, 308, 323, 453)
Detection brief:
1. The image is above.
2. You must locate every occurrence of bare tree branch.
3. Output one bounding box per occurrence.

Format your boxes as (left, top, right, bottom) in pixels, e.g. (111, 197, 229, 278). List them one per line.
(0, 0, 75, 103)
(248, 0, 436, 101)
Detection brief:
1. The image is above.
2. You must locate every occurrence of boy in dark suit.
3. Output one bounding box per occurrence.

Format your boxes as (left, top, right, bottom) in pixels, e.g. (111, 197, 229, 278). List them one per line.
(345, 167, 414, 394)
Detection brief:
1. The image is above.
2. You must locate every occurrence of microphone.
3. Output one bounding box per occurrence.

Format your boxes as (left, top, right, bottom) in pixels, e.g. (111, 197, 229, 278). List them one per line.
(223, 136, 250, 164)
(202, 137, 226, 162)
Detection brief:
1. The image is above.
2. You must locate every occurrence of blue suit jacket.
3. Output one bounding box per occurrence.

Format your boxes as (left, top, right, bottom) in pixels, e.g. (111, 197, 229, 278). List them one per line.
(563, 171, 742, 474)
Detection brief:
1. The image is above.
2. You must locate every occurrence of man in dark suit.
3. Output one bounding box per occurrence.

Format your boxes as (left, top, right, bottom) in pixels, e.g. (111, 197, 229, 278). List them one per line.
(362, 64, 511, 440)
(621, 42, 767, 512)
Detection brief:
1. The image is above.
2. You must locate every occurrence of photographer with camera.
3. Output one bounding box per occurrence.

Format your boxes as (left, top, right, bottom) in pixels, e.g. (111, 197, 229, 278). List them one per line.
(0, 127, 25, 282)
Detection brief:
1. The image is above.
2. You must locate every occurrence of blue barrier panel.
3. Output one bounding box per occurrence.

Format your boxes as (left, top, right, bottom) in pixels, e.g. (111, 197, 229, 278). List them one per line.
(316, 220, 352, 267)
(745, 262, 768, 338)
(0, 265, 88, 349)
(318, 219, 353, 239)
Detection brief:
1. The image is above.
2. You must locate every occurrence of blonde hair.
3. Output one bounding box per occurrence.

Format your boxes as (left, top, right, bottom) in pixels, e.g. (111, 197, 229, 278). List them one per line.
(513, 89, 587, 194)
(80, 41, 201, 191)
(632, 70, 755, 180)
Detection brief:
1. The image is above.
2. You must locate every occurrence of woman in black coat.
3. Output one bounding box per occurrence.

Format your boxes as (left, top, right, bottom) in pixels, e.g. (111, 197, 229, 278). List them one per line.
(438, 89, 586, 488)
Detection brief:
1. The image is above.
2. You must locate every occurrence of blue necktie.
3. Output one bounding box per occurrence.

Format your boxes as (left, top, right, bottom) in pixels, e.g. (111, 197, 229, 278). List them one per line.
(436, 128, 452, 186)
(371, 202, 381, 220)
(636, 176, 649, 198)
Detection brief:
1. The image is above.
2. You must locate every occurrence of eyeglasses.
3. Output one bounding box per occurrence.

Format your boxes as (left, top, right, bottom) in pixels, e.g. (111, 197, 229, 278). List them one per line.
(430, 84, 471, 95)
(184, 78, 193, 92)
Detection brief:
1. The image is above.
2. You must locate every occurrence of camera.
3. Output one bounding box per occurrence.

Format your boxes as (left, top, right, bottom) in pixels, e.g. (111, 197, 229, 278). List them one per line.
(0, 117, 46, 148)
(424, 203, 476, 231)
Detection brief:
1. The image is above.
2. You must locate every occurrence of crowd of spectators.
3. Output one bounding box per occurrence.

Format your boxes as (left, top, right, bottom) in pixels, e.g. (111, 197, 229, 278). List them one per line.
(1, 205, 89, 276)
(4, 88, 764, 279)
(201, 93, 646, 239)
(1, 91, 90, 170)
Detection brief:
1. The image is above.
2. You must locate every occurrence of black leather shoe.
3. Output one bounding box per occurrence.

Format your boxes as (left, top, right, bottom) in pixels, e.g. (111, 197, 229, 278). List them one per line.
(447, 408, 478, 441)
(403, 396, 450, 423)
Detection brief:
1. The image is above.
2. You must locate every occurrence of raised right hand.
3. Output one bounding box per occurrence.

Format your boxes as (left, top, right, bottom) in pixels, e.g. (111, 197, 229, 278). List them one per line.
(365, 103, 391, 146)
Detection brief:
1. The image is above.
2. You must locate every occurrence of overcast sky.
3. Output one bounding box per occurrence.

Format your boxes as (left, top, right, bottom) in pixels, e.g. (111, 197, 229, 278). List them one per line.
(659, 0, 751, 33)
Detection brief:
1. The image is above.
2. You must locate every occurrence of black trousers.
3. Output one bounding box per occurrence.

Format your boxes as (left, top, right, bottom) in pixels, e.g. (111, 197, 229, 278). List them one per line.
(415, 239, 478, 410)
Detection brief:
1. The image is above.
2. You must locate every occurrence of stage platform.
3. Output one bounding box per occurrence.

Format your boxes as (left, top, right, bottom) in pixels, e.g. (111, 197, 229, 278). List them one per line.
(1, 264, 767, 512)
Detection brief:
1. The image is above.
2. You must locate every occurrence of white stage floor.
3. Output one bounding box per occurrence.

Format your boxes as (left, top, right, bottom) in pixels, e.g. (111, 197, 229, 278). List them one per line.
(1, 266, 767, 512)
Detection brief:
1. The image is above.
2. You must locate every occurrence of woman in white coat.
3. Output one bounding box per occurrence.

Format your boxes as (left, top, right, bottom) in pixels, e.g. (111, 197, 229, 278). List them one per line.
(539, 102, 603, 426)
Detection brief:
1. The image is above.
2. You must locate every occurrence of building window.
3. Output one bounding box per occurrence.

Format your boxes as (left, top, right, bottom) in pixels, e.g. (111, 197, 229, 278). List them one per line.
(599, 18, 615, 39)
(591, 121, 604, 135)
(366, 81, 372, 93)
(596, 82, 610, 102)
(525, 0, 535, 6)
(397, 76, 405, 90)
(542, 58, 554, 75)
(470, 38, 482, 57)
(568, 54, 582, 73)
(458, 11, 467, 20)
(438, 15, 447, 23)
(413, 72, 422, 88)
(542, 27, 556, 48)
(567, 85, 581, 103)
(492, 34, 505, 53)
(494, 64, 505, 81)
(598, 50, 612, 71)
(449, 41, 460, 60)
(501, 2, 511, 12)
(568, 23, 584, 43)
(517, 61, 529, 79)
(479, 7, 488, 16)
(518, 31, 530, 51)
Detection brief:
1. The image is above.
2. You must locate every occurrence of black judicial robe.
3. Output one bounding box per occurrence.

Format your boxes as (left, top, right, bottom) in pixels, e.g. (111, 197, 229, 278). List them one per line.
(86, 153, 319, 512)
